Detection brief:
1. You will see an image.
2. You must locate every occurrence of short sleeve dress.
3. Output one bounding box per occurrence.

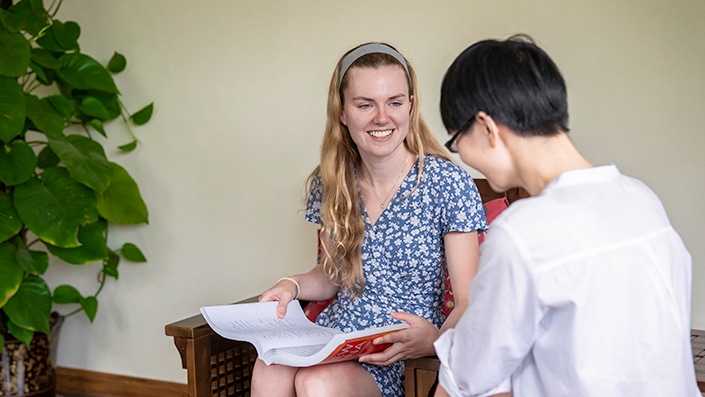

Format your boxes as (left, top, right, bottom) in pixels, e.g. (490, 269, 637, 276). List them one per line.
(305, 155, 487, 397)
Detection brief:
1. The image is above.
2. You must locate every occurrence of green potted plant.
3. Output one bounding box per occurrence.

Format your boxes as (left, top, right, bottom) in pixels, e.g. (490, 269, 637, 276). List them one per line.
(0, 0, 151, 394)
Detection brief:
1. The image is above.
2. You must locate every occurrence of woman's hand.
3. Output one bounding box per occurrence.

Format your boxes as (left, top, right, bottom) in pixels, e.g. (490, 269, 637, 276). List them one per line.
(358, 312, 440, 366)
(259, 278, 299, 319)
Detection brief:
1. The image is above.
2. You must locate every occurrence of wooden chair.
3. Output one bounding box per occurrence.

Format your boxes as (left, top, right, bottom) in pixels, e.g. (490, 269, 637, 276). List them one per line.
(164, 179, 705, 396)
(163, 178, 501, 397)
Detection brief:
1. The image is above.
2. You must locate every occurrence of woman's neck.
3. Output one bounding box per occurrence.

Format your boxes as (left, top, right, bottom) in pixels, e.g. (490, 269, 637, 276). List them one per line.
(359, 148, 414, 184)
(511, 133, 592, 196)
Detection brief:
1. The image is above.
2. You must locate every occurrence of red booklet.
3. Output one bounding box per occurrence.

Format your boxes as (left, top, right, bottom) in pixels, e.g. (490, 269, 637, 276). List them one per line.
(200, 300, 408, 367)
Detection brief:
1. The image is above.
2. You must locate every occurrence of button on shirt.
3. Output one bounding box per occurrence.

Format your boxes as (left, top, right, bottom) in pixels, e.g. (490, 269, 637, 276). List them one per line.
(434, 165, 700, 397)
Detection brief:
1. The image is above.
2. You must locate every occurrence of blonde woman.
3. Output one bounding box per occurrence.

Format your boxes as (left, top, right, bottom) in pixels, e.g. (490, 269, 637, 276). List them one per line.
(252, 42, 487, 397)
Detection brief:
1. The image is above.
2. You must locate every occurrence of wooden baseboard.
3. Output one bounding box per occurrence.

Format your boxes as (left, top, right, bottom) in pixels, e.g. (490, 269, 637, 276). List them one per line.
(56, 367, 187, 397)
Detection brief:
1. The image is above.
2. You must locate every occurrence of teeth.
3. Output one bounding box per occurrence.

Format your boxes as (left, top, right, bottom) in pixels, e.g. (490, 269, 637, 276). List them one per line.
(369, 129, 393, 138)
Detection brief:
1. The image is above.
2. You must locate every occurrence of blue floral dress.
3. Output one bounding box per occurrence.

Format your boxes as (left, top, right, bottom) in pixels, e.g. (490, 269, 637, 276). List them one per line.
(305, 155, 487, 397)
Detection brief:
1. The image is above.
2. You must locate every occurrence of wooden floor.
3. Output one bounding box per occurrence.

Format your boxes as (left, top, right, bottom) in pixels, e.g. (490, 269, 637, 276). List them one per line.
(57, 392, 105, 397)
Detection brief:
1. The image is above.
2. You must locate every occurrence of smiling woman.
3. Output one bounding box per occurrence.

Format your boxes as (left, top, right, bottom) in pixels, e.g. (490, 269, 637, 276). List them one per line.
(248, 42, 488, 397)
(341, 65, 413, 215)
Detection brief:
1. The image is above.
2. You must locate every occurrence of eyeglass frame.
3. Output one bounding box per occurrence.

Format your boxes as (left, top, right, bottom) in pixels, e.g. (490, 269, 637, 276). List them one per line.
(444, 114, 476, 153)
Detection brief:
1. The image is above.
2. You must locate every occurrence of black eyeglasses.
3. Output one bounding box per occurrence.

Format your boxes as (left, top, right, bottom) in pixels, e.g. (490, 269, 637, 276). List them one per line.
(444, 115, 475, 153)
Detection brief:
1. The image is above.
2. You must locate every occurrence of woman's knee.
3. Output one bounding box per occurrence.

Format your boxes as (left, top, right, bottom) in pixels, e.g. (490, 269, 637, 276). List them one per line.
(251, 359, 297, 397)
(294, 363, 381, 397)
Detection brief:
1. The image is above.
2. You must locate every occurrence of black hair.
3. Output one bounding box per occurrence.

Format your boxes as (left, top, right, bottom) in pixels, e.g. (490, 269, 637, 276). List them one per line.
(440, 34, 569, 137)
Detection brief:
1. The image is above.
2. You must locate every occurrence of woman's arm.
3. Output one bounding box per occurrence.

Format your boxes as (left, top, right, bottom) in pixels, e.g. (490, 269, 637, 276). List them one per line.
(259, 263, 339, 318)
(441, 230, 480, 331)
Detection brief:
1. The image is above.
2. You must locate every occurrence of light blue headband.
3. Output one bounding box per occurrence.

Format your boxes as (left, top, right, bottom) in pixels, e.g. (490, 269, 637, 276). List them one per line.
(338, 43, 410, 86)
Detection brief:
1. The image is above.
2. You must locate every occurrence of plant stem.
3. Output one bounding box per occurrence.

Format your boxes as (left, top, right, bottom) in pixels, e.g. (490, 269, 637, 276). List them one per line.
(118, 99, 139, 141)
(62, 269, 107, 319)
(48, 0, 63, 18)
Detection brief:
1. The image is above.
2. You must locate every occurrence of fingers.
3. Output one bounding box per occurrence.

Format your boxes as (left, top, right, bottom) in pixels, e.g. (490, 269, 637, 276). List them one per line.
(390, 311, 422, 324)
(258, 282, 299, 319)
(357, 313, 439, 365)
(275, 299, 289, 319)
(359, 343, 406, 366)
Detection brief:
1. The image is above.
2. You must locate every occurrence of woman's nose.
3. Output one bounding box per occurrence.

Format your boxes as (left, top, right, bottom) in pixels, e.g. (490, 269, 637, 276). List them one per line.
(373, 106, 389, 125)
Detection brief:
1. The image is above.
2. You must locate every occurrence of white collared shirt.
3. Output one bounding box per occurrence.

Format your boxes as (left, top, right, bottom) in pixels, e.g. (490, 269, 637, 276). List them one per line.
(435, 165, 700, 396)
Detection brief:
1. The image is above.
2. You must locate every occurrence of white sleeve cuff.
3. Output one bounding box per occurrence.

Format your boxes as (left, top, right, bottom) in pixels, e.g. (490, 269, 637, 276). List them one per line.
(435, 330, 512, 397)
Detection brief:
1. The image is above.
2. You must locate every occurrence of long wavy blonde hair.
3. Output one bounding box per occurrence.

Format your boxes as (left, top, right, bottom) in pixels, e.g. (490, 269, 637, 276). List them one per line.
(306, 42, 452, 296)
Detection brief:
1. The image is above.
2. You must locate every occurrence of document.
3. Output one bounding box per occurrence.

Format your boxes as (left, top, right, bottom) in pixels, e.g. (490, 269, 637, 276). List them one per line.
(200, 300, 408, 367)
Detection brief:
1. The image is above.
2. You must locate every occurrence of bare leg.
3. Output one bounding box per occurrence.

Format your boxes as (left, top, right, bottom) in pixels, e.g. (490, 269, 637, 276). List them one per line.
(435, 386, 512, 397)
(251, 358, 298, 397)
(434, 385, 451, 397)
(295, 361, 382, 397)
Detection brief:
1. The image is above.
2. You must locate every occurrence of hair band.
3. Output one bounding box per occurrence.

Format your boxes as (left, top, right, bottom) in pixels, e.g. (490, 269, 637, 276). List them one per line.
(338, 43, 410, 86)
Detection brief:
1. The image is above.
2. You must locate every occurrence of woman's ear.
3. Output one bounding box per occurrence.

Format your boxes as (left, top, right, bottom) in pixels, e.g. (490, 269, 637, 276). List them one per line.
(340, 111, 347, 126)
(409, 94, 414, 115)
(475, 111, 500, 148)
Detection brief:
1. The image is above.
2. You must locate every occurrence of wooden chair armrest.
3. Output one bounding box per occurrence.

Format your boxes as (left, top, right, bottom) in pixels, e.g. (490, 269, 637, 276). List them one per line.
(404, 356, 440, 397)
(164, 297, 259, 397)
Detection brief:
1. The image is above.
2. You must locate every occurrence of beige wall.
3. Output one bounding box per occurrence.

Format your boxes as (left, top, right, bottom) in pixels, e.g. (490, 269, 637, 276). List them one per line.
(47, 0, 705, 384)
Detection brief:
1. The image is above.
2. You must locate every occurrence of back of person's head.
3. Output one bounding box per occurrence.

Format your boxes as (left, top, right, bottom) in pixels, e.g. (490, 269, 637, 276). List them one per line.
(440, 34, 569, 137)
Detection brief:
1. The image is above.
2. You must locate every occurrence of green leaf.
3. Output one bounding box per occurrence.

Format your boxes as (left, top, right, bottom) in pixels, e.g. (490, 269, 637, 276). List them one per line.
(107, 52, 126, 73)
(80, 295, 98, 322)
(103, 251, 119, 279)
(0, 193, 22, 244)
(36, 20, 79, 52)
(0, 76, 25, 142)
(53, 284, 82, 304)
(121, 242, 146, 262)
(36, 145, 60, 169)
(56, 53, 118, 94)
(0, 139, 38, 186)
(25, 94, 64, 138)
(81, 90, 120, 121)
(29, 59, 48, 84)
(130, 102, 153, 126)
(7, 320, 34, 346)
(3, 274, 52, 335)
(89, 119, 107, 137)
(0, 29, 31, 77)
(14, 242, 48, 274)
(46, 219, 107, 264)
(0, 241, 23, 308)
(13, 166, 98, 248)
(47, 94, 75, 119)
(31, 48, 61, 70)
(97, 163, 148, 224)
(52, 21, 80, 52)
(0, 334, 3, 347)
(1, 0, 48, 36)
(34, 25, 62, 52)
(117, 139, 137, 152)
(79, 96, 110, 120)
(47, 134, 112, 193)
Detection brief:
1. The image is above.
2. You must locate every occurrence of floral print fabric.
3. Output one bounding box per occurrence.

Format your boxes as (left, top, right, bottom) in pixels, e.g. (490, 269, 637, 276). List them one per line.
(305, 155, 487, 397)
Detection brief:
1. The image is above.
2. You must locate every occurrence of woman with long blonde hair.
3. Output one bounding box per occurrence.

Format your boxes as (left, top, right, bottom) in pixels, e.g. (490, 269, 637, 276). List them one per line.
(252, 42, 487, 397)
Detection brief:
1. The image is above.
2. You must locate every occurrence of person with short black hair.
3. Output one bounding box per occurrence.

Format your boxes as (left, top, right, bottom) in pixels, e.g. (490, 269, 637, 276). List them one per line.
(433, 35, 699, 397)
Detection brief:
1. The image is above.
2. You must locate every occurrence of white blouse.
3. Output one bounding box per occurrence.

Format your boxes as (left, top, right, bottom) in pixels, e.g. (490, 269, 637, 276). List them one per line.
(435, 165, 700, 397)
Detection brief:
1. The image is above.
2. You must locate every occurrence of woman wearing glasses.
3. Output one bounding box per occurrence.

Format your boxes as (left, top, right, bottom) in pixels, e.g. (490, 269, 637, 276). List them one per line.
(434, 35, 698, 397)
(251, 42, 487, 397)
